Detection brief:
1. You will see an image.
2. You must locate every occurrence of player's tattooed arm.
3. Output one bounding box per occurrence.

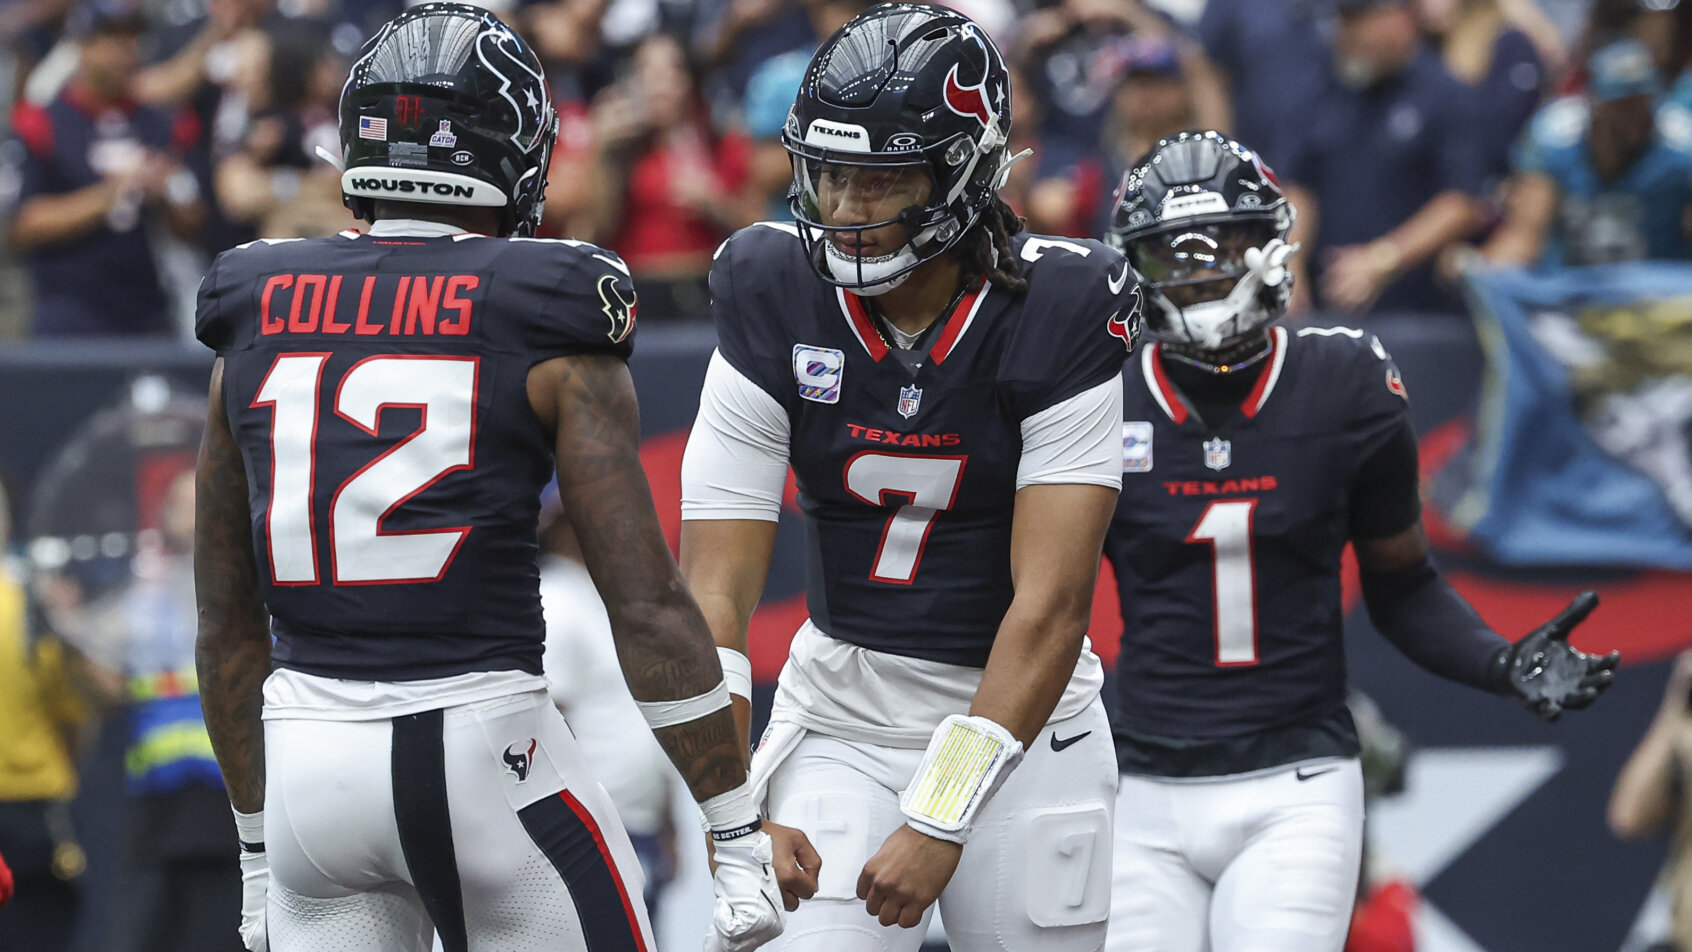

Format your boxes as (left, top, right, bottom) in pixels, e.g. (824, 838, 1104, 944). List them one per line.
(194, 358, 271, 814)
(530, 354, 746, 800)
(680, 519, 778, 765)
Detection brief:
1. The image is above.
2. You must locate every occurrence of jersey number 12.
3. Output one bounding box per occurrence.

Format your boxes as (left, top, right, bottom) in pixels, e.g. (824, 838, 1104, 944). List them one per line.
(1187, 499, 1258, 666)
(254, 353, 478, 586)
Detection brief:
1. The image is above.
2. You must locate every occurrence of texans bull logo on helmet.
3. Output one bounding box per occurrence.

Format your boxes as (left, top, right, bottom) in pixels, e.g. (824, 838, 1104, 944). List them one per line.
(941, 25, 1003, 131)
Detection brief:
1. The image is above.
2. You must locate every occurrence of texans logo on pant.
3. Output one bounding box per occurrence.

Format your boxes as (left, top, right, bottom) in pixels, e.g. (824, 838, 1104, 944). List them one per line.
(503, 739, 537, 782)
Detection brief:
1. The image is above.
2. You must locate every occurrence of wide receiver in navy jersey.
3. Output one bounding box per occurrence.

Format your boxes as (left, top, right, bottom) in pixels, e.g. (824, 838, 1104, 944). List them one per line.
(191, 6, 799, 951)
(679, 5, 1141, 950)
(1099, 131, 1620, 952)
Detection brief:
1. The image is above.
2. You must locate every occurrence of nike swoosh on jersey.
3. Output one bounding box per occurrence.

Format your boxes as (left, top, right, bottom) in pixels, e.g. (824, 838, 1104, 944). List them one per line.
(1050, 730, 1091, 752)
(1295, 766, 1338, 782)
(1108, 262, 1130, 296)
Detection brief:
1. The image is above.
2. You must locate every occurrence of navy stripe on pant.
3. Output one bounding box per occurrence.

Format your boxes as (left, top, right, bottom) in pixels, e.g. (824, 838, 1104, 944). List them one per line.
(517, 789, 647, 952)
(392, 709, 470, 952)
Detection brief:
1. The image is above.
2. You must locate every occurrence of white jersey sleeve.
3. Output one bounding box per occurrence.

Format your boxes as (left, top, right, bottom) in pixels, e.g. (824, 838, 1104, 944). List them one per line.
(681, 349, 792, 521)
(1015, 373, 1124, 491)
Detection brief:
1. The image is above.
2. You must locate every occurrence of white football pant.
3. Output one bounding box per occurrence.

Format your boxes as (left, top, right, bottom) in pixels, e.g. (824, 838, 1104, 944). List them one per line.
(1107, 759, 1364, 952)
(763, 699, 1116, 952)
(262, 689, 656, 952)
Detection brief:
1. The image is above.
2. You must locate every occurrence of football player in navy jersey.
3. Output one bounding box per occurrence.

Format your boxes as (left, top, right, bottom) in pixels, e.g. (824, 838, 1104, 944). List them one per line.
(678, 5, 1141, 950)
(191, 6, 799, 951)
(1099, 130, 1620, 952)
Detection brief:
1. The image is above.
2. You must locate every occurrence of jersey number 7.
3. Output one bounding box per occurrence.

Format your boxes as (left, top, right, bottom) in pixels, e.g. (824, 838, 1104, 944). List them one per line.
(844, 452, 967, 584)
(253, 353, 478, 586)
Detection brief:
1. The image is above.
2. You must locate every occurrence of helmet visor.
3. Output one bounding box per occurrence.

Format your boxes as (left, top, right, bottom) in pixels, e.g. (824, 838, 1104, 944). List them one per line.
(1126, 218, 1280, 288)
(791, 154, 936, 233)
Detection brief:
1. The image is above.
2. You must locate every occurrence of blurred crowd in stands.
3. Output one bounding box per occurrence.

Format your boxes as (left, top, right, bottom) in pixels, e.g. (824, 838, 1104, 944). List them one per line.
(0, 0, 1691, 335)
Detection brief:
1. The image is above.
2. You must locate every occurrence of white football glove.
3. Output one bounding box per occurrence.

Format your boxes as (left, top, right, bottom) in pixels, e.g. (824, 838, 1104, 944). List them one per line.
(703, 830, 785, 952)
(234, 809, 269, 952)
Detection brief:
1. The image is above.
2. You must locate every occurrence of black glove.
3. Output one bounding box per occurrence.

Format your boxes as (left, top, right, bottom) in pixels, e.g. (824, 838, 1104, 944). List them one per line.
(1490, 591, 1618, 721)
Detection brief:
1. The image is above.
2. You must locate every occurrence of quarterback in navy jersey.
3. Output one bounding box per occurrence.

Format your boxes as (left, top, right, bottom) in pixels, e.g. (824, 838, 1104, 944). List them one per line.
(191, 6, 794, 952)
(679, 5, 1140, 950)
(1099, 131, 1620, 952)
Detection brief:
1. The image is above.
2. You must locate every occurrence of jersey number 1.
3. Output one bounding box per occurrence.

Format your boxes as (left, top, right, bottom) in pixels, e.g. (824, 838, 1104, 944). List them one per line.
(254, 353, 478, 586)
(1188, 499, 1258, 665)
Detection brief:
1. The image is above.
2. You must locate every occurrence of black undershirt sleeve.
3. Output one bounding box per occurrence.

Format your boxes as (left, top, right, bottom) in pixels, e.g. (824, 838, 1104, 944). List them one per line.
(1349, 417, 1421, 541)
(1353, 419, 1511, 692)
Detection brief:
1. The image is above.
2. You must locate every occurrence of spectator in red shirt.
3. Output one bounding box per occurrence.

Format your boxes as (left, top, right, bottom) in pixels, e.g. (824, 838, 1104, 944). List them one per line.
(579, 32, 761, 321)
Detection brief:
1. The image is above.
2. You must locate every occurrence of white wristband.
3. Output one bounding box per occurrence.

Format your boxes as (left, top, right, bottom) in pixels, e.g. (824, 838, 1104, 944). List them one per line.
(898, 714, 1023, 844)
(232, 806, 265, 854)
(699, 781, 763, 843)
(635, 681, 730, 729)
(717, 646, 753, 700)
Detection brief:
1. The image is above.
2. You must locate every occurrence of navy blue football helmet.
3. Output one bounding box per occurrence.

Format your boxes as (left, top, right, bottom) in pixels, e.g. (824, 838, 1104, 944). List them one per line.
(339, 3, 555, 236)
(783, 3, 1015, 293)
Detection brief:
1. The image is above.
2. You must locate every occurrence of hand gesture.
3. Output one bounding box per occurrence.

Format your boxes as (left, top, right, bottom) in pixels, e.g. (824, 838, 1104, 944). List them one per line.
(704, 830, 785, 952)
(856, 824, 964, 929)
(1498, 591, 1618, 721)
(1321, 242, 1393, 314)
(766, 819, 820, 910)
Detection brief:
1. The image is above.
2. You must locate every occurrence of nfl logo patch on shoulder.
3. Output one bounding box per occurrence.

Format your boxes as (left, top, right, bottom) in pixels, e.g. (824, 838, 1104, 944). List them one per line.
(1123, 421, 1153, 472)
(1203, 436, 1231, 471)
(793, 344, 844, 404)
(898, 385, 923, 419)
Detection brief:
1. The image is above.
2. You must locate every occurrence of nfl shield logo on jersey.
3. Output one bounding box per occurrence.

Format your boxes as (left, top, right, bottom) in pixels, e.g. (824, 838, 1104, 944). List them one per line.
(1203, 436, 1232, 471)
(897, 385, 923, 419)
(1123, 421, 1153, 472)
(793, 344, 844, 404)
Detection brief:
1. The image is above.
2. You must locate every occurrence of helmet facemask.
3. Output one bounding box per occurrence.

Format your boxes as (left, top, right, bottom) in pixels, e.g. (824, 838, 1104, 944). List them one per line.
(788, 135, 1000, 294)
(1125, 214, 1284, 349)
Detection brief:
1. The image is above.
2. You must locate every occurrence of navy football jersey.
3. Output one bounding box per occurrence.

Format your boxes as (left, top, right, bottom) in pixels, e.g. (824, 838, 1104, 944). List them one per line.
(712, 223, 1137, 667)
(196, 229, 637, 681)
(1103, 325, 1412, 775)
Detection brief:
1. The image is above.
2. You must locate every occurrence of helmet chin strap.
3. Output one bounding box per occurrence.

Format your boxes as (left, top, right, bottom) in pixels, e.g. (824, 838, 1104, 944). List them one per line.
(822, 206, 960, 295)
(1162, 328, 1272, 374)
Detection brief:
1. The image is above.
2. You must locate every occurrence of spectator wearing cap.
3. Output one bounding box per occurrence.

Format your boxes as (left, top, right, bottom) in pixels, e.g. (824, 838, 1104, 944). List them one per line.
(1483, 37, 1692, 267)
(1279, 0, 1487, 316)
(1013, 0, 1223, 184)
(0, 0, 206, 337)
(1008, 33, 1197, 239)
(1192, 0, 1333, 171)
(1087, 35, 1197, 230)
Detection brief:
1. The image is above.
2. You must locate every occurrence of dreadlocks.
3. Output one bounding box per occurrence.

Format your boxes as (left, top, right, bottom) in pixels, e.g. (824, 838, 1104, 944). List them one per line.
(954, 196, 1029, 295)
